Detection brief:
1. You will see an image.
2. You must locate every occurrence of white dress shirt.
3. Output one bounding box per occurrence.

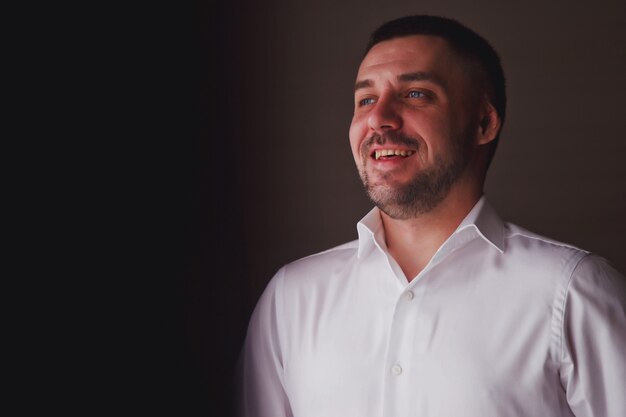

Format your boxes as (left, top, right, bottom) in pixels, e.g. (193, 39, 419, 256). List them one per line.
(238, 198, 626, 417)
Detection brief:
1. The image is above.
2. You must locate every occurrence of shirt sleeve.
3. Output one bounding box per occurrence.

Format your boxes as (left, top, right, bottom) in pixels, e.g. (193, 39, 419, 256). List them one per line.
(560, 254, 626, 417)
(236, 267, 293, 417)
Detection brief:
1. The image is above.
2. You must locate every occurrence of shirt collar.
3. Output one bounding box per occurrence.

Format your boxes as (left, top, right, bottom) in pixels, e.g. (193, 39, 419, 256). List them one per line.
(356, 196, 505, 259)
(451, 196, 505, 254)
(356, 206, 386, 259)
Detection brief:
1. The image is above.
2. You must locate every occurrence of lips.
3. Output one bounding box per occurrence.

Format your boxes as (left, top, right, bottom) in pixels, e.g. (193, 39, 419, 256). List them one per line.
(372, 149, 417, 160)
(361, 132, 420, 162)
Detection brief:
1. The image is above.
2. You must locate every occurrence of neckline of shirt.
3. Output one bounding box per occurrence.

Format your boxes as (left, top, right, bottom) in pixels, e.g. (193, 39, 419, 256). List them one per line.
(356, 196, 505, 261)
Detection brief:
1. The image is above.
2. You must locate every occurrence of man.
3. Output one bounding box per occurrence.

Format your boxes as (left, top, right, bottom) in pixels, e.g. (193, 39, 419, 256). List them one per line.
(237, 15, 626, 417)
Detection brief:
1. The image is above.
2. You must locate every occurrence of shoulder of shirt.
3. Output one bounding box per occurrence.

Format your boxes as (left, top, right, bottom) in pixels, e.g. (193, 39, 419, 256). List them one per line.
(504, 222, 586, 252)
(276, 239, 359, 281)
(502, 221, 592, 272)
(287, 239, 359, 266)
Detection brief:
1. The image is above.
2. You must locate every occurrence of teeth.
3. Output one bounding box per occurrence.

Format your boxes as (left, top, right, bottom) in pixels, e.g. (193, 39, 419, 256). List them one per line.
(374, 149, 416, 160)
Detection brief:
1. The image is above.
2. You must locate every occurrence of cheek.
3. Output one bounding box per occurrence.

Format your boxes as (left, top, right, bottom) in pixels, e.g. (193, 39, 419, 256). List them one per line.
(348, 118, 367, 162)
(409, 112, 453, 155)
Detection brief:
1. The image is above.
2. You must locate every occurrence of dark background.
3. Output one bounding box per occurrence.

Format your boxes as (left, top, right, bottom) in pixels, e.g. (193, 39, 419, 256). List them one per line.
(128, 0, 625, 416)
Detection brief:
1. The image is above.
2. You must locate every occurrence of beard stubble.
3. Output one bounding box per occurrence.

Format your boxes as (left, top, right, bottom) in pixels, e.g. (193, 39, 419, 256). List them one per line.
(358, 131, 469, 220)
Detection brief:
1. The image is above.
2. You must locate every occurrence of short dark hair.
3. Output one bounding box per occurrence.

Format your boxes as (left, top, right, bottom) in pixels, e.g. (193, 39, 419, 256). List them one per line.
(365, 15, 506, 168)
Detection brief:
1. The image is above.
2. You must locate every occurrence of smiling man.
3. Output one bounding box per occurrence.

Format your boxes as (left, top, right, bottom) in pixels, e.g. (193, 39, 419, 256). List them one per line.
(237, 15, 626, 417)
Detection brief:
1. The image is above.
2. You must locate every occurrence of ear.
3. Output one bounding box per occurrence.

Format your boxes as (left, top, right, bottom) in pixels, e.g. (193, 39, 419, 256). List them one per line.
(476, 102, 501, 145)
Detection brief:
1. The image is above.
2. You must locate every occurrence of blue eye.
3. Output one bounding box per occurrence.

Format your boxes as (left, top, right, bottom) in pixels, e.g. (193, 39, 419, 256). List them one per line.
(408, 90, 426, 99)
(359, 97, 376, 106)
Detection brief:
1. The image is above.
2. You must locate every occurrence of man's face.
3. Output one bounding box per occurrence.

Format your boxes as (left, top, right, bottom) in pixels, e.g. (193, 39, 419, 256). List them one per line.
(349, 35, 481, 219)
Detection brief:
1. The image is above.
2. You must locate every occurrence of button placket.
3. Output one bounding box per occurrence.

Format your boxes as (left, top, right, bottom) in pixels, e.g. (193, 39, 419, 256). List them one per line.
(391, 364, 403, 375)
(382, 284, 426, 416)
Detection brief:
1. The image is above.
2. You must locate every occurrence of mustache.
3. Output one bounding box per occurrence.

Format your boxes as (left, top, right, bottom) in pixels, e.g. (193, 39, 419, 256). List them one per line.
(361, 132, 420, 157)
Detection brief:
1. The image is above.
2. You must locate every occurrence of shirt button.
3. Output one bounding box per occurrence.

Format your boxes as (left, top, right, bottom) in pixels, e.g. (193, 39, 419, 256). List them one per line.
(391, 364, 403, 375)
(406, 291, 414, 300)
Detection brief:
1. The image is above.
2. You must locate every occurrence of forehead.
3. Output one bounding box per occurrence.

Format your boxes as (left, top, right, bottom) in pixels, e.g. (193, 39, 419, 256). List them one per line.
(357, 35, 461, 81)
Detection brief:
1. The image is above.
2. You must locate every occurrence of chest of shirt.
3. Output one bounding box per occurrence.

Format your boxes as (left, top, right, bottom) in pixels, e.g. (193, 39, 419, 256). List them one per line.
(280, 248, 565, 417)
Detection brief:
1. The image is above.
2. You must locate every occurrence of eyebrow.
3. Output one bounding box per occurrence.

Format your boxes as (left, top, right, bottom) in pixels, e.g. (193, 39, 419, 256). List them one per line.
(354, 71, 446, 92)
(398, 71, 446, 88)
(354, 79, 373, 92)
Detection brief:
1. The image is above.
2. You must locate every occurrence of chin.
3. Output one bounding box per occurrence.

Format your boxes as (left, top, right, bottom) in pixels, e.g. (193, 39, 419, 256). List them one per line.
(366, 179, 452, 219)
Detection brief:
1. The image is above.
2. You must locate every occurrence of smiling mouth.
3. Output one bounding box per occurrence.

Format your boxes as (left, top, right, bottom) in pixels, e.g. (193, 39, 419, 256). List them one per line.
(372, 149, 417, 160)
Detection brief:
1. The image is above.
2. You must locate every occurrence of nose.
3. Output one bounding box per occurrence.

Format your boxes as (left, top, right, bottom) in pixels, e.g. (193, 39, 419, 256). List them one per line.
(367, 96, 402, 132)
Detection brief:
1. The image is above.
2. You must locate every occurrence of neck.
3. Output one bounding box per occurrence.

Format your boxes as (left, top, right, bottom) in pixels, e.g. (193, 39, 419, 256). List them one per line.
(380, 183, 483, 282)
